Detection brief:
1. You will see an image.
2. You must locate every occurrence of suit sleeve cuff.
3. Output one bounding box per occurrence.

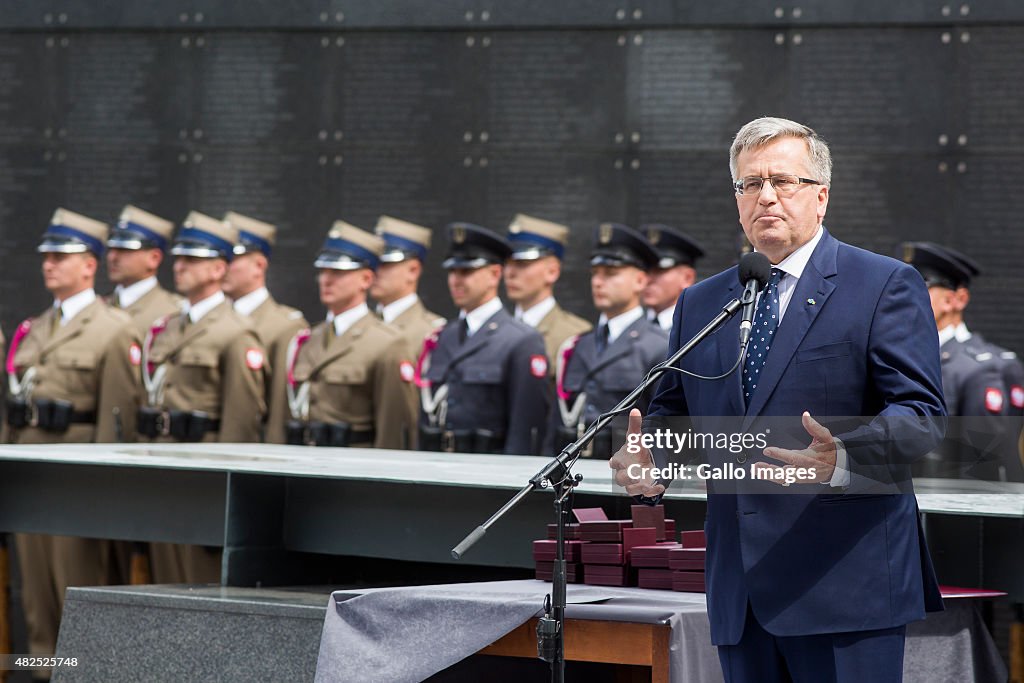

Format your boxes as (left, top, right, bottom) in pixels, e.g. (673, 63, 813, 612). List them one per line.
(826, 437, 850, 488)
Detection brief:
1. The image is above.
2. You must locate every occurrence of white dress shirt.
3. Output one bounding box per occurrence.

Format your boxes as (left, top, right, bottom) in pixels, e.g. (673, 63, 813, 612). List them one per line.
(378, 293, 419, 324)
(515, 296, 556, 328)
(184, 290, 226, 324)
(597, 306, 645, 345)
(460, 296, 504, 337)
(233, 286, 269, 316)
(55, 288, 97, 325)
(113, 276, 158, 309)
(327, 302, 370, 337)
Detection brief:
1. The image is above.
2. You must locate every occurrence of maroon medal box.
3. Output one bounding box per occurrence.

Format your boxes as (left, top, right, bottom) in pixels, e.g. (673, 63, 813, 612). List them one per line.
(630, 542, 682, 568)
(638, 568, 675, 590)
(668, 547, 706, 571)
(671, 570, 706, 593)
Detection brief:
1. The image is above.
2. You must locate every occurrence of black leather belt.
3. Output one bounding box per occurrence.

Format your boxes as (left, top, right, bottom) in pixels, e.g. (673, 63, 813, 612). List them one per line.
(5, 398, 95, 432)
(418, 426, 505, 454)
(137, 408, 220, 441)
(285, 420, 375, 447)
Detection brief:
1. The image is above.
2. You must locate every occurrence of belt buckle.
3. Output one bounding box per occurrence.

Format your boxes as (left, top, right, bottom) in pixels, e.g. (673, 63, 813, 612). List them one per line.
(155, 411, 172, 437)
(442, 430, 456, 453)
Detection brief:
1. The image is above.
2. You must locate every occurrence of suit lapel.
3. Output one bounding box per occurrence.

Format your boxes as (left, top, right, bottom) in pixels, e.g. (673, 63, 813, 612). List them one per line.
(716, 279, 746, 418)
(446, 309, 507, 367)
(308, 313, 369, 375)
(583, 317, 640, 377)
(163, 301, 225, 357)
(743, 231, 839, 424)
(41, 300, 97, 353)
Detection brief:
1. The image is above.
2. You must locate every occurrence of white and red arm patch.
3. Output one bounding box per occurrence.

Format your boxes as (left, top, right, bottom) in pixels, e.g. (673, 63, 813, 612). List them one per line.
(1011, 385, 1024, 410)
(399, 360, 415, 383)
(530, 354, 548, 378)
(246, 347, 265, 370)
(984, 387, 1004, 414)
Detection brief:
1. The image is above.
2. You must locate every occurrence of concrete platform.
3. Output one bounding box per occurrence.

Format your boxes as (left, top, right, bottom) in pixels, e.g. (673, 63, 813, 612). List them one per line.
(53, 585, 330, 683)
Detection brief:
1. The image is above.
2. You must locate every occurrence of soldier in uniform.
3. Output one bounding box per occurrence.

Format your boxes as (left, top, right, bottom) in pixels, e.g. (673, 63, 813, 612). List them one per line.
(933, 245, 1024, 422)
(140, 211, 266, 583)
(640, 224, 705, 332)
(921, 243, 1024, 471)
(552, 223, 668, 458)
(417, 223, 550, 455)
(503, 214, 591, 376)
(6, 209, 141, 664)
(106, 205, 183, 336)
(369, 216, 445, 362)
(221, 212, 307, 444)
(367, 216, 444, 449)
(283, 223, 416, 449)
(902, 241, 1021, 481)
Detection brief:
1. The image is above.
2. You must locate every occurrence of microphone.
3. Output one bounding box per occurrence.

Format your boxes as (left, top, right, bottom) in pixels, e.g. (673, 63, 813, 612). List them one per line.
(737, 252, 772, 349)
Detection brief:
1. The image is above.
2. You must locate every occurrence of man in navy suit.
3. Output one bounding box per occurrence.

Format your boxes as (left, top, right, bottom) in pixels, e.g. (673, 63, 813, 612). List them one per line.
(611, 117, 946, 682)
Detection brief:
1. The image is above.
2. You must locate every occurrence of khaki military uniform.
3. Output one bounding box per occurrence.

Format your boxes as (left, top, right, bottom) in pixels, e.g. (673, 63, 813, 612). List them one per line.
(288, 313, 416, 450)
(247, 296, 307, 444)
(388, 298, 445, 361)
(143, 299, 266, 583)
(6, 300, 141, 658)
(385, 299, 443, 448)
(115, 284, 183, 337)
(535, 303, 591, 380)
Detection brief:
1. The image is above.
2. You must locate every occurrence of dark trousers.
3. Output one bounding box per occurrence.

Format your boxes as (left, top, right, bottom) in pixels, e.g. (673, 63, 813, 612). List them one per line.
(717, 602, 907, 683)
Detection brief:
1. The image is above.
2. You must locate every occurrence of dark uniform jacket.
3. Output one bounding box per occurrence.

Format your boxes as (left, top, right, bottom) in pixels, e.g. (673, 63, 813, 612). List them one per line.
(928, 336, 1023, 481)
(553, 315, 667, 457)
(248, 296, 307, 444)
(970, 331, 1024, 419)
(421, 308, 550, 455)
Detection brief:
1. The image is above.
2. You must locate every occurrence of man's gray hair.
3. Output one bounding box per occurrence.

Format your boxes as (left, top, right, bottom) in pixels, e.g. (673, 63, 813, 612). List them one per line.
(729, 117, 832, 188)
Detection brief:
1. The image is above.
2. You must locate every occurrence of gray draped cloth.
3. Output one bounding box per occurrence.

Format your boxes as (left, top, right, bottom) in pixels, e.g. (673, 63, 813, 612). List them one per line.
(314, 579, 1005, 683)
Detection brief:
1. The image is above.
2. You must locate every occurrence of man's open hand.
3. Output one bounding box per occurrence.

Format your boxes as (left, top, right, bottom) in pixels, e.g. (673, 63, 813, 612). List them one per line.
(754, 411, 838, 485)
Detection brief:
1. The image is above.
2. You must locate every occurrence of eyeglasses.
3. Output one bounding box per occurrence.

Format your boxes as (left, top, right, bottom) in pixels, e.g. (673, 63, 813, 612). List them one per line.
(733, 175, 822, 197)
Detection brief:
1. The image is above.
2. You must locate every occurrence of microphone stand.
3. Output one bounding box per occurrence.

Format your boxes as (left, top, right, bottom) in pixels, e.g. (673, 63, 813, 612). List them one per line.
(451, 296, 743, 683)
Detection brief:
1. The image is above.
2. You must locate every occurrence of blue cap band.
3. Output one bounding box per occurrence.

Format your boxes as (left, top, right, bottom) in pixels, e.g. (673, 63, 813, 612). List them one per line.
(176, 227, 234, 259)
(381, 233, 427, 261)
(322, 237, 379, 270)
(115, 220, 168, 251)
(238, 230, 272, 257)
(511, 231, 564, 259)
(45, 224, 105, 256)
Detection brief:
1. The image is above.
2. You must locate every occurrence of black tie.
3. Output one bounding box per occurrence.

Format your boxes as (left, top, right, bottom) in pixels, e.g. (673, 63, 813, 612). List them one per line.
(595, 323, 610, 354)
(458, 318, 469, 344)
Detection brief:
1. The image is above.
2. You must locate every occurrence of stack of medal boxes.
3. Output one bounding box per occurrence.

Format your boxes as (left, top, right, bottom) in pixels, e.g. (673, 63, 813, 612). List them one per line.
(532, 506, 706, 592)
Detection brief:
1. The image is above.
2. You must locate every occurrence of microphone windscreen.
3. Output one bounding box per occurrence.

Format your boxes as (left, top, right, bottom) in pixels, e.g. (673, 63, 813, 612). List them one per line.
(738, 252, 771, 289)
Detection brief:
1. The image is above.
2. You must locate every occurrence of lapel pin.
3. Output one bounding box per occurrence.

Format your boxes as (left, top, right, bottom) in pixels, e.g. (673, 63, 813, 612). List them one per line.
(806, 298, 816, 306)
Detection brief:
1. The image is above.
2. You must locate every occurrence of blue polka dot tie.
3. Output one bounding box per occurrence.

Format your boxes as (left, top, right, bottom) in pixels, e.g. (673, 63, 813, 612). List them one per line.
(743, 268, 782, 407)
